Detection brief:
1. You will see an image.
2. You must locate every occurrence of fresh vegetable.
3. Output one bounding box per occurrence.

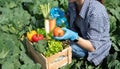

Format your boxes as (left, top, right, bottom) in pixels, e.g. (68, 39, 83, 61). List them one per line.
(37, 28, 46, 37)
(32, 34, 44, 42)
(39, 3, 51, 19)
(49, 19, 56, 32)
(34, 39, 63, 57)
(53, 27, 64, 37)
(39, 3, 51, 34)
(62, 40, 70, 49)
(34, 39, 48, 54)
(27, 30, 37, 41)
(44, 19, 50, 34)
(45, 39, 63, 57)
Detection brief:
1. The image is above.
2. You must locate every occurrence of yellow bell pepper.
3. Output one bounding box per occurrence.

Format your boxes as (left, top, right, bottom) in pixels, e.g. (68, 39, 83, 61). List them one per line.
(27, 30, 37, 41)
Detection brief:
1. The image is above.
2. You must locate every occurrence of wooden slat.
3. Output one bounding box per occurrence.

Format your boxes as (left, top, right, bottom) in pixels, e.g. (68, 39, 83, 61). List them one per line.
(68, 47, 72, 63)
(49, 57, 68, 69)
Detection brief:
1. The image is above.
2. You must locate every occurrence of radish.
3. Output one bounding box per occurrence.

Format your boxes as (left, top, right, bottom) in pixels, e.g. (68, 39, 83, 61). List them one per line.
(40, 3, 51, 34)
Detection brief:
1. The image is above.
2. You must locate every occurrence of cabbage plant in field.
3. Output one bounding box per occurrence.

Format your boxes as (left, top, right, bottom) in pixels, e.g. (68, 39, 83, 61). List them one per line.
(0, 0, 120, 69)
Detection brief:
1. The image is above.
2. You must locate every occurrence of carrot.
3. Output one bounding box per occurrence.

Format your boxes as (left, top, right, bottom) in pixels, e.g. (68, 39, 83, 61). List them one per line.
(49, 19, 56, 32)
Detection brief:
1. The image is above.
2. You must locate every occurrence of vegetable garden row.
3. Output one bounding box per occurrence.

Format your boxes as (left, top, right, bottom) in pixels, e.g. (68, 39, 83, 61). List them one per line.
(0, 0, 120, 69)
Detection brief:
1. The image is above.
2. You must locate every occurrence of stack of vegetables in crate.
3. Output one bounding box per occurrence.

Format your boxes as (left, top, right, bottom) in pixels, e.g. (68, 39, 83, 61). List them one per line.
(25, 3, 72, 69)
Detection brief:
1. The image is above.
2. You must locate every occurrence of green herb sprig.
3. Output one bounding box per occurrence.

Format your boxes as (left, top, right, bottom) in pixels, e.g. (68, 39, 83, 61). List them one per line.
(39, 3, 51, 19)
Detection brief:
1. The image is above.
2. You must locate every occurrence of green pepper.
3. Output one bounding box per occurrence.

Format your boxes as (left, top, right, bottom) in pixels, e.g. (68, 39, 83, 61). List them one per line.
(37, 28, 46, 37)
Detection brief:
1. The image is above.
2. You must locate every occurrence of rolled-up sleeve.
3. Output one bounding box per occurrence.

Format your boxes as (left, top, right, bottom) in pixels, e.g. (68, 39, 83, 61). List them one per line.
(87, 11, 111, 65)
(87, 13, 104, 49)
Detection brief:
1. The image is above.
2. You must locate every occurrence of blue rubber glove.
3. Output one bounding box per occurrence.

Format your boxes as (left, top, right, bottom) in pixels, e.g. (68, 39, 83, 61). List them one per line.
(54, 28, 79, 41)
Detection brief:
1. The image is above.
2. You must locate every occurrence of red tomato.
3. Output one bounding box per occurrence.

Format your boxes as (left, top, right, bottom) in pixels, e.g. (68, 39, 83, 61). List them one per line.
(37, 34, 44, 40)
(32, 34, 44, 42)
(53, 27, 64, 37)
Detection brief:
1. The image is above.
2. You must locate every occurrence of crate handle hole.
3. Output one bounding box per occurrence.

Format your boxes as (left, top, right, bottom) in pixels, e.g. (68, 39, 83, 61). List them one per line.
(51, 55, 66, 63)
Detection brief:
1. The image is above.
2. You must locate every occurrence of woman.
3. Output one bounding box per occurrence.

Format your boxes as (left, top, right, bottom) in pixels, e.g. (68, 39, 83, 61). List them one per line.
(54, 0, 111, 66)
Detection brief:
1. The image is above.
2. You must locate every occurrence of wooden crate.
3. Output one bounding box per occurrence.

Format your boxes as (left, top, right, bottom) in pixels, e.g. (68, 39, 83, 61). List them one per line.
(25, 38, 72, 69)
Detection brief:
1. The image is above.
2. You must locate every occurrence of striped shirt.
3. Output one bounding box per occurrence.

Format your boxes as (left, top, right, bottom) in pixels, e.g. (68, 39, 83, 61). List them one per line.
(68, 0, 111, 65)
